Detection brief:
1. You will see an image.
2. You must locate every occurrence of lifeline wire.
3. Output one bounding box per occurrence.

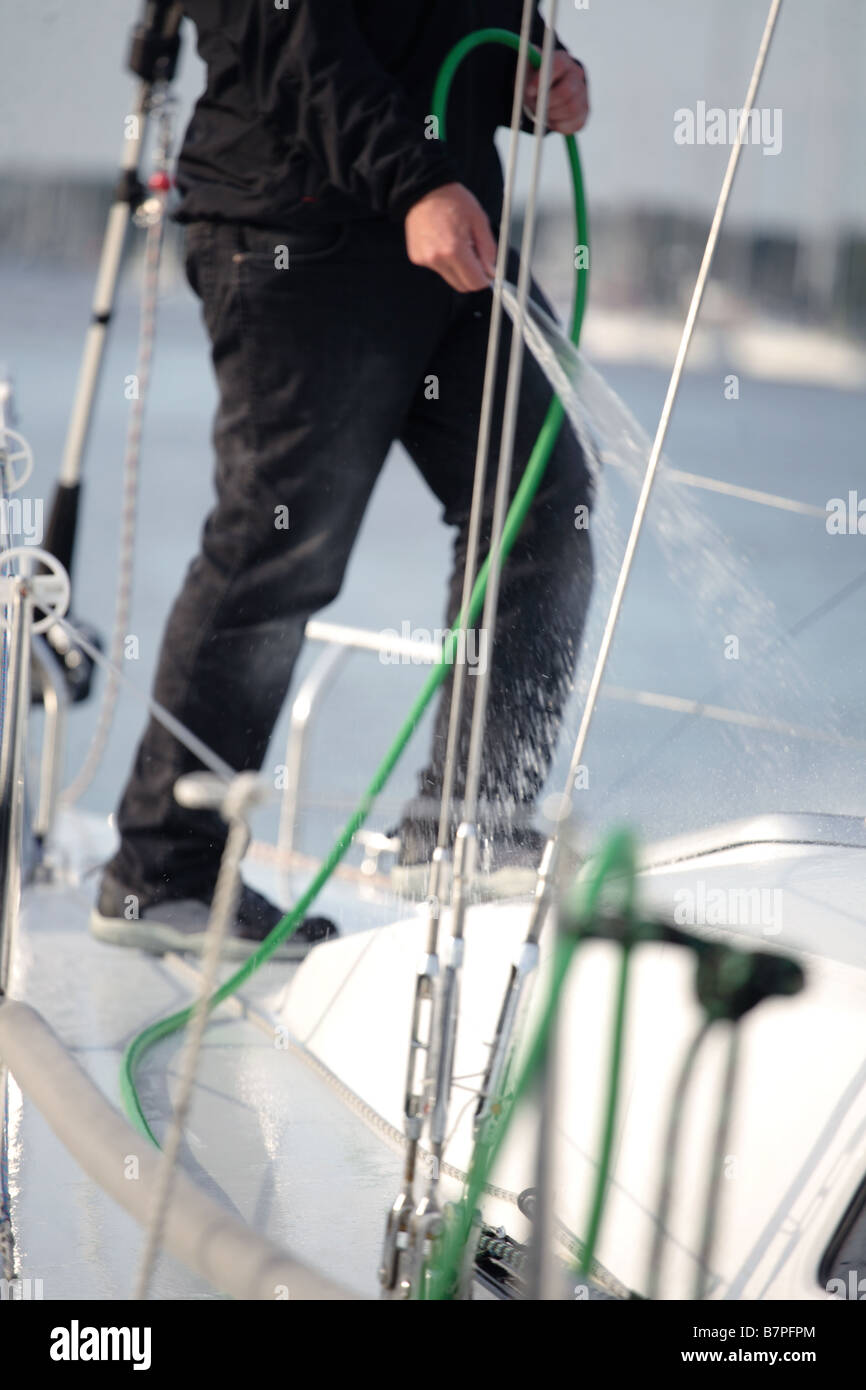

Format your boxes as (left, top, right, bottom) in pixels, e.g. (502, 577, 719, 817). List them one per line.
(53, 614, 235, 783)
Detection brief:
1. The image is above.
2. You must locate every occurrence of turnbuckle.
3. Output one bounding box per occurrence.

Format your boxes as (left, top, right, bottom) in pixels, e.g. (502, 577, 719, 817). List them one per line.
(474, 835, 555, 1133)
(379, 849, 448, 1297)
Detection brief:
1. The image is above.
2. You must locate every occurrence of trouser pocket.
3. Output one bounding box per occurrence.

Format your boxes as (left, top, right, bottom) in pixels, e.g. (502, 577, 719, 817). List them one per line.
(232, 221, 349, 269)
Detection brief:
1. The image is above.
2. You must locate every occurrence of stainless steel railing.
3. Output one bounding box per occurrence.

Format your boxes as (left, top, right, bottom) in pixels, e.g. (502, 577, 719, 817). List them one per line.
(274, 619, 441, 867)
(0, 579, 30, 992)
(0, 543, 72, 1282)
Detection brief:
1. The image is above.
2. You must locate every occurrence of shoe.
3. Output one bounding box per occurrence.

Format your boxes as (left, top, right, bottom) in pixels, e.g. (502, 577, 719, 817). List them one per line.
(390, 818, 548, 902)
(89, 869, 338, 962)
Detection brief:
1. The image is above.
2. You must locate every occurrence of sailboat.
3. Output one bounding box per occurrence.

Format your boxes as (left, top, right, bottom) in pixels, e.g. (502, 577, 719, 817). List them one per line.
(2, 0, 864, 1305)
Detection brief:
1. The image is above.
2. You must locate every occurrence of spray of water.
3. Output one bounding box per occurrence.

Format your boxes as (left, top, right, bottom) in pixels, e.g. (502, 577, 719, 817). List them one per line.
(501, 283, 845, 833)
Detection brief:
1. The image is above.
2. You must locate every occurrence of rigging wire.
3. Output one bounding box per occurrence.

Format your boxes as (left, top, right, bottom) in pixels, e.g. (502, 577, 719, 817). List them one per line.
(458, 11, 560, 849)
(425, 829, 636, 1298)
(428, 0, 788, 1294)
(52, 615, 234, 783)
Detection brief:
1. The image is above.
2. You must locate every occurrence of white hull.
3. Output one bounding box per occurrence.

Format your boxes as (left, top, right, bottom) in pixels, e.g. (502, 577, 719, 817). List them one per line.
(280, 813, 866, 1300)
(7, 808, 866, 1300)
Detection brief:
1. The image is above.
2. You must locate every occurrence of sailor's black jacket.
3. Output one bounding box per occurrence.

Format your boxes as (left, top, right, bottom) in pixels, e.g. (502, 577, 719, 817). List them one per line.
(176, 1, 564, 228)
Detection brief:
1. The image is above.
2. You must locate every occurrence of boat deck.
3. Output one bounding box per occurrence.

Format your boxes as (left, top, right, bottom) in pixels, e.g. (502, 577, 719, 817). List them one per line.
(9, 807, 866, 1302)
(8, 809, 411, 1300)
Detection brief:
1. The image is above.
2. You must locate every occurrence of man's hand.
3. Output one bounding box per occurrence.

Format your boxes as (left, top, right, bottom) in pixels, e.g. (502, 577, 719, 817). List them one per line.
(525, 52, 589, 134)
(405, 182, 498, 293)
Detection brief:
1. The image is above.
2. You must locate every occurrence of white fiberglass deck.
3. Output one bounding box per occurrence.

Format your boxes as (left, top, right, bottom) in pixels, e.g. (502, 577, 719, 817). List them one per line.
(8, 807, 866, 1302)
(7, 808, 410, 1300)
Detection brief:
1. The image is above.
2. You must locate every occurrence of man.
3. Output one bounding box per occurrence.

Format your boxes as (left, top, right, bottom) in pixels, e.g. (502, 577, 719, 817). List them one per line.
(91, 1, 593, 961)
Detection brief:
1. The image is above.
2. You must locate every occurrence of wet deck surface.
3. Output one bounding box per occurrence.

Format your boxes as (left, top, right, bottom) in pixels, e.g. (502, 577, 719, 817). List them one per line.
(9, 808, 866, 1303)
(7, 810, 410, 1300)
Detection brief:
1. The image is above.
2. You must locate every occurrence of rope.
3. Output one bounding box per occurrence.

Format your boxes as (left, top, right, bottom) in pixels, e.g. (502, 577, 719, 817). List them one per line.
(63, 93, 175, 805)
(132, 807, 251, 1299)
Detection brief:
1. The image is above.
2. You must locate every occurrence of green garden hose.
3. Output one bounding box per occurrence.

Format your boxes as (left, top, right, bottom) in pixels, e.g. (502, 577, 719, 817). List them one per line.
(426, 829, 637, 1300)
(121, 29, 589, 1144)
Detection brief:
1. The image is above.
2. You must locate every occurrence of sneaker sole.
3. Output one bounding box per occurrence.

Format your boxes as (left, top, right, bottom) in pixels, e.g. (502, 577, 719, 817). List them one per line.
(390, 863, 539, 903)
(89, 908, 316, 962)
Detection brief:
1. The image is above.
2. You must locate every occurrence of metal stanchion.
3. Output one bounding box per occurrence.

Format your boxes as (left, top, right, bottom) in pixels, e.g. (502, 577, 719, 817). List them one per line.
(0, 548, 71, 1279)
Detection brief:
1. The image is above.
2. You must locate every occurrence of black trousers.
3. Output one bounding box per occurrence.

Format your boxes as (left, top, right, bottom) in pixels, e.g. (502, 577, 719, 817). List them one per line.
(110, 217, 594, 899)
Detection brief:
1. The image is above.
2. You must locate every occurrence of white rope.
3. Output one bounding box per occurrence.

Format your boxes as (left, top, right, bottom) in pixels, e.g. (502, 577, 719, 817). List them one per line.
(132, 784, 257, 1299)
(63, 95, 175, 804)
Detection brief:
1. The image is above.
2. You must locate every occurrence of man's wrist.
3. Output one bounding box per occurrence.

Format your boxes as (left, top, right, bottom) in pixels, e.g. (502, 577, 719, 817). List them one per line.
(392, 168, 460, 224)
